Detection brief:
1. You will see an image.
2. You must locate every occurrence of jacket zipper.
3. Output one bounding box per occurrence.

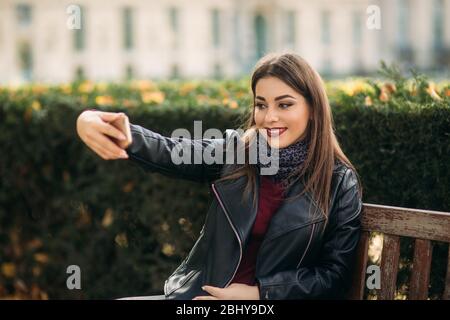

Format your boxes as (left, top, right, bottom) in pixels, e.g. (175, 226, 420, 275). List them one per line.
(256, 222, 317, 300)
(211, 183, 243, 288)
(256, 218, 321, 272)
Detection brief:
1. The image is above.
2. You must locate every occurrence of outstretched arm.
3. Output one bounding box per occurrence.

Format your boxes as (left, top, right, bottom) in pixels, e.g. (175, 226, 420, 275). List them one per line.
(76, 109, 226, 183)
(125, 123, 225, 183)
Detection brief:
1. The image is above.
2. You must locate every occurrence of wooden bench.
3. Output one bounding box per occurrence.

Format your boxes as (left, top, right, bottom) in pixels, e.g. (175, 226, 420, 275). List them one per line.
(347, 203, 450, 300)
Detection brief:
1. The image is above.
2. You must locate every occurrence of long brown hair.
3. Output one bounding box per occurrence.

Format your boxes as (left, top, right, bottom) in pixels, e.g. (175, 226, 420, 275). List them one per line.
(217, 52, 361, 224)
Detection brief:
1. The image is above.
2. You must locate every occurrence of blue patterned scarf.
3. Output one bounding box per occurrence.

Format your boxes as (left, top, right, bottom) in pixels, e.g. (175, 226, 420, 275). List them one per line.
(256, 133, 309, 186)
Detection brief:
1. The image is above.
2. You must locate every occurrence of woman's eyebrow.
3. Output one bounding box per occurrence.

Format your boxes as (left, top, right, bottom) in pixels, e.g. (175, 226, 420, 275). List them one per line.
(255, 94, 296, 101)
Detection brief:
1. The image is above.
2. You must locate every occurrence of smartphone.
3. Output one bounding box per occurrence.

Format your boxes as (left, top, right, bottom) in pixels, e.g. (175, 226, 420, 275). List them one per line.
(111, 114, 132, 149)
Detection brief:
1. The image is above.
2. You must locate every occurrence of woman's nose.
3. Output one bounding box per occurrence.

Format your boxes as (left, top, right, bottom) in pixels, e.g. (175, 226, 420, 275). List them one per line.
(265, 106, 280, 122)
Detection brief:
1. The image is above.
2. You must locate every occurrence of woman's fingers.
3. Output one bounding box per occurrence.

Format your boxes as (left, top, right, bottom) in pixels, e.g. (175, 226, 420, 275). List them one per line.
(98, 111, 123, 123)
(90, 139, 127, 160)
(89, 141, 113, 160)
(77, 110, 130, 160)
(89, 141, 122, 160)
(94, 133, 128, 158)
(99, 121, 127, 141)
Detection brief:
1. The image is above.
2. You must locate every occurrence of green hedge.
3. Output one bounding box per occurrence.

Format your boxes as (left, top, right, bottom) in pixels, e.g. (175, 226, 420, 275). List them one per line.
(0, 69, 449, 299)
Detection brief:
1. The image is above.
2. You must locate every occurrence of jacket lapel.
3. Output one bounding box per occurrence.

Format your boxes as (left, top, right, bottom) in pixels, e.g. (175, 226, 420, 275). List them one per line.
(214, 173, 324, 246)
(213, 173, 260, 246)
(263, 181, 325, 242)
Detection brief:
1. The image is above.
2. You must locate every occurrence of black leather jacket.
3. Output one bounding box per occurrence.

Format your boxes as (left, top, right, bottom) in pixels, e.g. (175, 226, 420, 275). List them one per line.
(125, 124, 362, 300)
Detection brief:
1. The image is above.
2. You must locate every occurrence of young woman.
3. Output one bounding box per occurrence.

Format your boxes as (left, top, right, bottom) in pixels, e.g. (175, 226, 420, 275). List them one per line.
(76, 52, 362, 300)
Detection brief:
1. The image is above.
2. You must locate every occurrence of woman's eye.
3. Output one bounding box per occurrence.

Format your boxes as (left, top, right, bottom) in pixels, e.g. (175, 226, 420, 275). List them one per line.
(279, 103, 292, 109)
(255, 103, 266, 109)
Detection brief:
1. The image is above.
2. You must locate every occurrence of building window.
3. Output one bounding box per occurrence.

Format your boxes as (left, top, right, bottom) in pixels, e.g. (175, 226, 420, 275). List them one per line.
(170, 64, 180, 79)
(397, 0, 414, 63)
(397, 0, 410, 49)
(18, 41, 33, 81)
(169, 7, 179, 32)
(75, 66, 85, 82)
(211, 9, 221, 48)
(74, 6, 85, 51)
(433, 0, 444, 50)
(16, 4, 32, 26)
(352, 11, 362, 47)
(213, 63, 222, 79)
(322, 58, 332, 76)
(123, 7, 134, 50)
(125, 65, 134, 80)
(254, 14, 267, 60)
(169, 7, 180, 49)
(285, 10, 297, 48)
(321, 11, 331, 45)
(232, 10, 243, 69)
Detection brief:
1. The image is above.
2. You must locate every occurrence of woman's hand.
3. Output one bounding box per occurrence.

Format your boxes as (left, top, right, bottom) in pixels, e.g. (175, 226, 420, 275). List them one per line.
(193, 283, 260, 300)
(76, 110, 130, 160)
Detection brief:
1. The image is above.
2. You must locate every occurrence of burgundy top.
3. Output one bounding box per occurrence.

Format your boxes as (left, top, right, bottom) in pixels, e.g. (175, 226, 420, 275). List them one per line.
(230, 175, 285, 286)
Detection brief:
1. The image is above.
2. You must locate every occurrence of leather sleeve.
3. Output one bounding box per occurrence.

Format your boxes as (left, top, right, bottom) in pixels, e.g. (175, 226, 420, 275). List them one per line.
(256, 168, 362, 300)
(125, 124, 227, 183)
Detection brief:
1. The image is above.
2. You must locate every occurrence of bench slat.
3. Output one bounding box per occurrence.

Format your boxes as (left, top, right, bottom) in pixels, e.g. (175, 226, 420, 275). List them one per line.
(444, 246, 450, 300)
(408, 239, 433, 300)
(361, 204, 450, 243)
(347, 231, 369, 300)
(379, 234, 400, 300)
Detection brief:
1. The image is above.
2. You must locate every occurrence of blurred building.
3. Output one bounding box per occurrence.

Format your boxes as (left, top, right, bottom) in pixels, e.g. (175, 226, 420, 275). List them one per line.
(0, 0, 449, 84)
